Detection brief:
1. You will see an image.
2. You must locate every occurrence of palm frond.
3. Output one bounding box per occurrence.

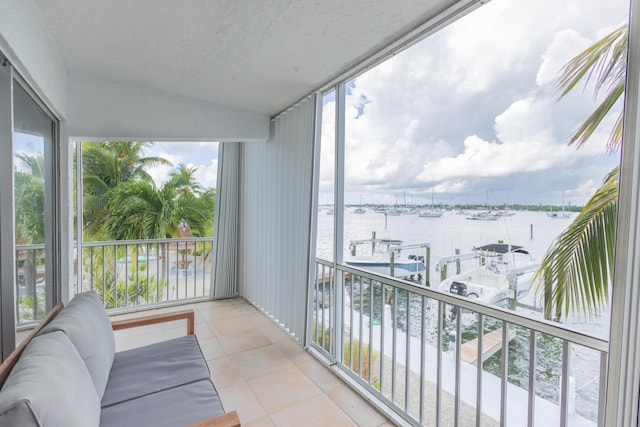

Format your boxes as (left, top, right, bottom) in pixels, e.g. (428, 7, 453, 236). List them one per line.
(534, 167, 619, 317)
(555, 25, 627, 152)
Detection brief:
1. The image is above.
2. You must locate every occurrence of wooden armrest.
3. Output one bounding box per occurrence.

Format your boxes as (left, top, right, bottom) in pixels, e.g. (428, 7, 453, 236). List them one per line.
(188, 411, 241, 427)
(111, 309, 195, 335)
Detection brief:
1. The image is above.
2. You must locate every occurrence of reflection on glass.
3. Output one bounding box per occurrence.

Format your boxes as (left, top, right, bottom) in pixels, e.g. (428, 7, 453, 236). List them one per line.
(13, 82, 54, 323)
(317, 90, 336, 261)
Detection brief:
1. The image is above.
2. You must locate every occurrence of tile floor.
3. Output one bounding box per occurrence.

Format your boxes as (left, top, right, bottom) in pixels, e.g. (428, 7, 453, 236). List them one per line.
(110, 298, 395, 427)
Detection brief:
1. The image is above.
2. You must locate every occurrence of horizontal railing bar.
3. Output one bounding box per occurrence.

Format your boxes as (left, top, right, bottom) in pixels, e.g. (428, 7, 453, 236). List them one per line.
(15, 244, 46, 250)
(316, 258, 334, 268)
(105, 296, 209, 316)
(328, 260, 609, 353)
(81, 237, 213, 247)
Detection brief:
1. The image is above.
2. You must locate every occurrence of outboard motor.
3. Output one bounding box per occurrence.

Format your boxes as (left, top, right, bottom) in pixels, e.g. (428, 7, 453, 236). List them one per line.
(448, 281, 467, 320)
(449, 281, 468, 296)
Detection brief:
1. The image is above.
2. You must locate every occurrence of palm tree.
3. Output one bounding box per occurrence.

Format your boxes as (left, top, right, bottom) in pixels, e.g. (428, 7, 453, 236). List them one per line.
(82, 141, 172, 237)
(102, 170, 214, 286)
(535, 24, 627, 318)
(14, 153, 46, 299)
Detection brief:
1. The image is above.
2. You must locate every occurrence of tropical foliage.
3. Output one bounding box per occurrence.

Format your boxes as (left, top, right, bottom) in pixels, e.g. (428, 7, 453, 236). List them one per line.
(15, 152, 47, 317)
(535, 24, 627, 318)
(81, 142, 214, 241)
(82, 141, 172, 237)
(79, 141, 216, 307)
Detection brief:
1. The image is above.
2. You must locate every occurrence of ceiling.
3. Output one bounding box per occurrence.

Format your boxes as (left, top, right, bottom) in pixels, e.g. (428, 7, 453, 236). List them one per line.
(36, 0, 461, 116)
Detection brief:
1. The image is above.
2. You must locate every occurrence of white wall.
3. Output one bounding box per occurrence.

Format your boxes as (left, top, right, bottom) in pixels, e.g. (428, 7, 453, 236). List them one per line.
(68, 72, 269, 142)
(239, 96, 316, 341)
(0, 0, 68, 118)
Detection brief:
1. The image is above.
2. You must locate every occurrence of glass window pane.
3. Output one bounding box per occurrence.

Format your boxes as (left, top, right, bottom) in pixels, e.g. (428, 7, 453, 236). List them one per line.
(13, 82, 55, 323)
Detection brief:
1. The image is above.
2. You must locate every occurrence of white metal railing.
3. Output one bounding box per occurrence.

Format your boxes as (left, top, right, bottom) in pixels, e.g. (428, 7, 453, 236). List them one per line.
(14, 238, 214, 326)
(79, 238, 214, 312)
(15, 244, 47, 325)
(310, 259, 608, 427)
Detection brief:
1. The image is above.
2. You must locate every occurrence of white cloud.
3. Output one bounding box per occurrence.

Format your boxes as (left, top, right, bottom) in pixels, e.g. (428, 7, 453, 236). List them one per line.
(321, 0, 627, 205)
(145, 142, 219, 189)
(537, 30, 592, 86)
(198, 158, 218, 188)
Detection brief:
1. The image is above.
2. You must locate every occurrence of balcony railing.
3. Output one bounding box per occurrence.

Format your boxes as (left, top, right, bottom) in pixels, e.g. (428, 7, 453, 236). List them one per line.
(79, 238, 214, 312)
(311, 259, 608, 427)
(16, 244, 47, 325)
(15, 238, 215, 326)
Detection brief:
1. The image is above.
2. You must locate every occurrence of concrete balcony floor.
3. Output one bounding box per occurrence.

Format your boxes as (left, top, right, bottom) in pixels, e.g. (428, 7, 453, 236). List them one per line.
(110, 298, 394, 427)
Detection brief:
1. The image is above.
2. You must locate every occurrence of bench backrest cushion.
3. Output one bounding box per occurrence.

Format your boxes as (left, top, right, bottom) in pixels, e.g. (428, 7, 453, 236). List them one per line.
(0, 331, 100, 427)
(39, 291, 115, 399)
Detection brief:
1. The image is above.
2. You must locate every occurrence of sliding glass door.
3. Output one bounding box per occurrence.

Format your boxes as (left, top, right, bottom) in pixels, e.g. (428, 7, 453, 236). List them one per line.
(13, 79, 58, 323)
(0, 60, 59, 360)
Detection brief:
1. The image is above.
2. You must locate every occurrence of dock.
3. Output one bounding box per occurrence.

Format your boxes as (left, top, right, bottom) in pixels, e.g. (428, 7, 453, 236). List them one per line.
(315, 271, 352, 286)
(461, 327, 516, 365)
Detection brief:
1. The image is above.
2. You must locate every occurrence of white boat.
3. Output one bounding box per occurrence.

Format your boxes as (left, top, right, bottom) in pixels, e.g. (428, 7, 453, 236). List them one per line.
(347, 256, 426, 278)
(437, 243, 539, 307)
(548, 191, 571, 219)
(466, 211, 499, 221)
(352, 207, 366, 214)
(418, 209, 443, 218)
(346, 237, 429, 280)
(547, 211, 571, 219)
(419, 188, 443, 217)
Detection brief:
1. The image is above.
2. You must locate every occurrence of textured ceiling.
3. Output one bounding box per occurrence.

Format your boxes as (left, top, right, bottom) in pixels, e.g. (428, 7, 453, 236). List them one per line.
(36, 0, 459, 115)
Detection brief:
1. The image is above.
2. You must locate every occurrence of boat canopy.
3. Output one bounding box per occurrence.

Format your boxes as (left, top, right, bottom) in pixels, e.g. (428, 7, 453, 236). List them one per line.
(473, 243, 529, 255)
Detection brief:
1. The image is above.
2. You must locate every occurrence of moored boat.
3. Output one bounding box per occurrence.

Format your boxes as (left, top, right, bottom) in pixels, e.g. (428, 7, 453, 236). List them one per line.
(437, 243, 539, 307)
(346, 236, 429, 280)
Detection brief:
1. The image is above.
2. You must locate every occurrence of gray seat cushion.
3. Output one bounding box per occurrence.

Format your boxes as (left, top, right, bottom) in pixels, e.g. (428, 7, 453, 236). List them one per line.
(101, 334, 210, 407)
(38, 291, 115, 399)
(99, 379, 225, 427)
(0, 331, 101, 427)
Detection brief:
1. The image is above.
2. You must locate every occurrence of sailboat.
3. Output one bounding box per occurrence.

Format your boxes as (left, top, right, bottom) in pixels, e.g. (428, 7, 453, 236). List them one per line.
(547, 191, 571, 219)
(419, 188, 443, 218)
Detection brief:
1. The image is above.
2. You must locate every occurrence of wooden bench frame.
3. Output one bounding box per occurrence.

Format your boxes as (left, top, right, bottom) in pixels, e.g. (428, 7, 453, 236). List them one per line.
(0, 304, 240, 427)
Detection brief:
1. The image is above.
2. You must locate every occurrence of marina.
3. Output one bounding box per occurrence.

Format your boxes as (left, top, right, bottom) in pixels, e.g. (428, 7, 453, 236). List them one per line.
(314, 207, 610, 423)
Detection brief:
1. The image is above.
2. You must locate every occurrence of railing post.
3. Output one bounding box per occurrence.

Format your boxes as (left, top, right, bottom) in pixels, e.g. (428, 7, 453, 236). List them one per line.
(425, 245, 430, 286)
(390, 251, 395, 277)
(508, 272, 517, 311)
(440, 262, 448, 282)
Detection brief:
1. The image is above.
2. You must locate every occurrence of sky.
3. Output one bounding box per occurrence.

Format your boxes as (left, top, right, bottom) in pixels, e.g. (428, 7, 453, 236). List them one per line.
(319, 0, 629, 207)
(145, 141, 219, 190)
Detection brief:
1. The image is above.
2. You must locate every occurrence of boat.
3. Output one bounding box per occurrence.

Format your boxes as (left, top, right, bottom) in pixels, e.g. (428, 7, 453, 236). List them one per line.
(547, 191, 571, 219)
(437, 243, 539, 307)
(419, 188, 443, 217)
(466, 211, 499, 221)
(346, 236, 429, 280)
(353, 207, 366, 214)
(418, 209, 443, 218)
(547, 211, 571, 219)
